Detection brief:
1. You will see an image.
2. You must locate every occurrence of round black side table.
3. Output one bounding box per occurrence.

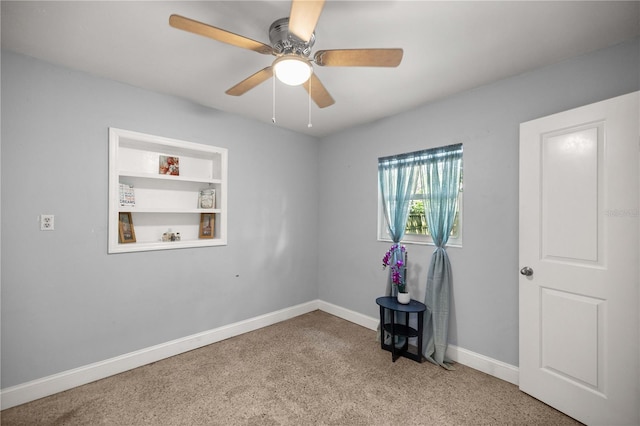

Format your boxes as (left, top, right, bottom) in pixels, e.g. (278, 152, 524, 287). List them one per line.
(376, 296, 426, 363)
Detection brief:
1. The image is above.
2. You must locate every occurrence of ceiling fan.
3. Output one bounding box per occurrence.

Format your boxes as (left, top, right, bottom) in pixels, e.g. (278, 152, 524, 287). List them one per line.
(169, 0, 403, 108)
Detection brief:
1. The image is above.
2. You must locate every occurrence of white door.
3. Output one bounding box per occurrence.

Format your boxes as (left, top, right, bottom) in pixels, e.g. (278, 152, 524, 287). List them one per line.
(519, 92, 639, 426)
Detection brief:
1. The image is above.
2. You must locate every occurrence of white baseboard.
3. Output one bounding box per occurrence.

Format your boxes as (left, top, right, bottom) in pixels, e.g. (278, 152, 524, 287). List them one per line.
(318, 302, 520, 386)
(1, 300, 518, 410)
(316, 300, 380, 331)
(446, 344, 519, 386)
(1, 300, 319, 410)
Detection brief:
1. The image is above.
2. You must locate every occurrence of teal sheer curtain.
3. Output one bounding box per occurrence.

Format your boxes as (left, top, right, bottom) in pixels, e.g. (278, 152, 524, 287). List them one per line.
(378, 154, 418, 296)
(377, 153, 419, 344)
(417, 144, 463, 368)
(378, 155, 417, 241)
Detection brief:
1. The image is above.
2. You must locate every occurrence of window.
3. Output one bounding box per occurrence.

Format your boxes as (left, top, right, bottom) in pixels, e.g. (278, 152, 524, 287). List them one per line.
(377, 146, 463, 246)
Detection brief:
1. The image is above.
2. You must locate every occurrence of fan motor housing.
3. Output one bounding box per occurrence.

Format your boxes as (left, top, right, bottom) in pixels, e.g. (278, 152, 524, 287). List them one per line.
(269, 17, 315, 57)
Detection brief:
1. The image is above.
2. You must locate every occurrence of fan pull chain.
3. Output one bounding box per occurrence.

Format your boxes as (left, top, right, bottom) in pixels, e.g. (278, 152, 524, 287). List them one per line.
(272, 76, 276, 124)
(307, 76, 312, 128)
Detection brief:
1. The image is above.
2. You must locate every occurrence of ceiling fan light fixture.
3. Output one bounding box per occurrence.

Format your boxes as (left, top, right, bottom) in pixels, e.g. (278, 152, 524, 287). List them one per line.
(273, 56, 312, 86)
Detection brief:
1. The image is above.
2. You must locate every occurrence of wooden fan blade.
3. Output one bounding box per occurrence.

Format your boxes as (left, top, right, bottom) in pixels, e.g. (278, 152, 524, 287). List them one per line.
(302, 73, 335, 108)
(288, 0, 325, 43)
(169, 14, 273, 55)
(314, 49, 403, 67)
(226, 67, 274, 96)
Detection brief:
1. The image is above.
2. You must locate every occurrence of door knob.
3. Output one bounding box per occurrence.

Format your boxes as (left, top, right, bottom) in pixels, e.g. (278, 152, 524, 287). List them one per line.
(520, 266, 534, 276)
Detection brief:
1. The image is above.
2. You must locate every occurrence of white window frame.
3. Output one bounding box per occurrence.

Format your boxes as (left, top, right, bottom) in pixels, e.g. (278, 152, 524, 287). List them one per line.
(377, 165, 463, 247)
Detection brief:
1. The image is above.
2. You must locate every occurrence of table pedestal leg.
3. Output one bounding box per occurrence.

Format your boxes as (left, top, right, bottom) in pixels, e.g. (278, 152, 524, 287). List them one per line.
(417, 311, 424, 362)
(379, 305, 385, 349)
(390, 309, 397, 362)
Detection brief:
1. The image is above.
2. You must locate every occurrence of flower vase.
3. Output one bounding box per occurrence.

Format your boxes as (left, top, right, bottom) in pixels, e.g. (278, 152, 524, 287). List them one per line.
(397, 291, 410, 304)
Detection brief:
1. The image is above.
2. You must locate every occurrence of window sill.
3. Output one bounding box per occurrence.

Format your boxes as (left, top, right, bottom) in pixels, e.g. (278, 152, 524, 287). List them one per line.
(377, 237, 462, 249)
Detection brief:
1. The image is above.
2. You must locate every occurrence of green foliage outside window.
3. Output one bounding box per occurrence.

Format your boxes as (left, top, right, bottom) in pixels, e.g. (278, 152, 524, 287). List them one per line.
(405, 200, 428, 235)
(405, 200, 460, 237)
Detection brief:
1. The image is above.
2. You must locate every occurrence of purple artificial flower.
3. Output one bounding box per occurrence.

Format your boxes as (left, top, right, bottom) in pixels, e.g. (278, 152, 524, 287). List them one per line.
(381, 243, 407, 290)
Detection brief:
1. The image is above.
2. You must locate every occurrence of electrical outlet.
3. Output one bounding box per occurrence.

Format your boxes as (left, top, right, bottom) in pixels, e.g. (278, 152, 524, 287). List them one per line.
(40, 214, 55, 231)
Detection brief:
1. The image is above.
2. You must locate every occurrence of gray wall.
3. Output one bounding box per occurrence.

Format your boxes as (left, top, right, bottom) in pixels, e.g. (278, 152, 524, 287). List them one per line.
(2, 37, 639, 389)
(317, 38, 640, 366)
(1, 50, 320, 388)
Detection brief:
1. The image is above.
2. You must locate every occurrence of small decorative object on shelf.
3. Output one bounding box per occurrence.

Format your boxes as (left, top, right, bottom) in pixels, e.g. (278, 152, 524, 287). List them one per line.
(199, 213, 214, 239)
(118, 212, 136, 243)
(119, 183, 135, 207)
(159, 155, 180, 175)
(161, 229, 182, 242)
(198, 188, 216, 209)
(382, 243, 409, 303)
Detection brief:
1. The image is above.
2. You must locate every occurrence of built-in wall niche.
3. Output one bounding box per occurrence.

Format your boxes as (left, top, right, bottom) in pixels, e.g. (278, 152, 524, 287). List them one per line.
(108, 128, 227, 253)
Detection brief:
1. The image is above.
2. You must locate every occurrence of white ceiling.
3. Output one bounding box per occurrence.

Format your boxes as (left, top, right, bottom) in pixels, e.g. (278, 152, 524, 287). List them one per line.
(2, 1, 639, 137)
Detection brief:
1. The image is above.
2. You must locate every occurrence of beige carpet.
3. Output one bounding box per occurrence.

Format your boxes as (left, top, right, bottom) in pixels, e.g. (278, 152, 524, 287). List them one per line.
(1, 310, 581, 425)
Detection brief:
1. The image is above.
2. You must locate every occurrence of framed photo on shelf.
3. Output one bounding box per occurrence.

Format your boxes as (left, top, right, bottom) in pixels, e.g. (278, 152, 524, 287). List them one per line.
(159, 155, 179, 175)
(199, 213, 214, 239)
(118, 212, 136, 243)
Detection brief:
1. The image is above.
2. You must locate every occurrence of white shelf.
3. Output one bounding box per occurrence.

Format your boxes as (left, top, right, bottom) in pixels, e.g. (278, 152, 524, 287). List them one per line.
(118, 170, 222, 185)
(117, 208, 221, 214)
(109, 238, 223, 254)
(109, 128, 228, 253)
